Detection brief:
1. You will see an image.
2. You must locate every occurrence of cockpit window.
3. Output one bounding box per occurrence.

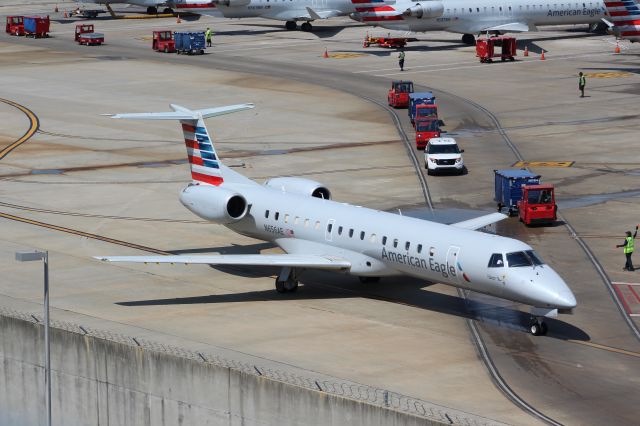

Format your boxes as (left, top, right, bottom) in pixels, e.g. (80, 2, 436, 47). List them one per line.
(488, 253, 504, 268)
(506, 251, 532, 267)
(525, 250, 545, 265)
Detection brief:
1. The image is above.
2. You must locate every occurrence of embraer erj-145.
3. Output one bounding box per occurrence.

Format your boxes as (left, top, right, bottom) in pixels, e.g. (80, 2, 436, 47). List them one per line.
(603, 0, 640, 41)
(95, 103, 576, 336)
(351, 0, 606, 44)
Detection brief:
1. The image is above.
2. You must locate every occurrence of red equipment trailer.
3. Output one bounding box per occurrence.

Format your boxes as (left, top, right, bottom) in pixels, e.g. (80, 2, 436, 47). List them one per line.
(476, 36, 516, 63)
(23, 16, 50, 38)
(75, 24, 104, 45)
(415, 118, 441, 150)
(364, 33, 414, 49)
(152, 30, 175, 53)
(388, 80, 414, 108)
(517, 184, 557, 225)
(6, 16, 24, 36)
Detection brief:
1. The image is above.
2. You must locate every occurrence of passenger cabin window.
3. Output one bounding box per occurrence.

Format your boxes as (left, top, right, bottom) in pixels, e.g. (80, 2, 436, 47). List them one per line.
(338, 226, 343, 235)
(349, 229, 354, 238)
(370, 234, 377, 243)
(284, 214, 289, 223)
(430, 247, 435, 256)
(265, 210, 269, 218)
(393, 239, 398, 248)
(382, 236, 387, 245)
(417, 244, 422, 254)
(275, 212, 280, 221)
(506, 251, 532, 267)
(488, 253, 504, 268)
(405, 242, 410, 251)
(327, 223, 333, 233)
(315, 221, 320, 230)
(360, 231, 365, 240)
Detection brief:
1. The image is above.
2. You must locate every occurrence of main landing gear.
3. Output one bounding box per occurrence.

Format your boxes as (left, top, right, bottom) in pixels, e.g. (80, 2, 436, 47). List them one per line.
(462, 34, 475, 45)
(275, 267, 301, 293)
(300, 22, 313, 32)
(284, 21, 313, 32)
(147, 6, 158, 14)
(285, 21, 297, 30)
(529, 317, 548, 336)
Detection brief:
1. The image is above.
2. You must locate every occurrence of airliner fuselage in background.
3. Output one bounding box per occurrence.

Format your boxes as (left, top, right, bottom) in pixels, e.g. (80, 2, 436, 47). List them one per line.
(96, 103, 576, 336)
(352, 0, 606, 43)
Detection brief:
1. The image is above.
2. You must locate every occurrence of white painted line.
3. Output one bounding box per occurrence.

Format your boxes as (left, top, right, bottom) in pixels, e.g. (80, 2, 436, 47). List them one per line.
(630, 314, 640, 317)
(612, 282, 640, 286)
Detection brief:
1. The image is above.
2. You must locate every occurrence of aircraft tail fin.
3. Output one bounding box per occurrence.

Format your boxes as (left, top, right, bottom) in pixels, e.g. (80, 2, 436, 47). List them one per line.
(109, 103, 254, 186)
(604, 0, 640, 41)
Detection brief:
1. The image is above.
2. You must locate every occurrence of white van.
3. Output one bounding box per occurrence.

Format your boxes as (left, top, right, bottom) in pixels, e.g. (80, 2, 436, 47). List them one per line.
(424, 137, 464, 175)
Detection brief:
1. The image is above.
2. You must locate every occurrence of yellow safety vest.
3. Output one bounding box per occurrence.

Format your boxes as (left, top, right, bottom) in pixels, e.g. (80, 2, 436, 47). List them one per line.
(624, 236, 634, 254)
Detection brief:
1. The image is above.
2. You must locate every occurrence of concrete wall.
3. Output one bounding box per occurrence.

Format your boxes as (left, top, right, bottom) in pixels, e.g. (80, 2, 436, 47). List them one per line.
(0, 314, 451, 426)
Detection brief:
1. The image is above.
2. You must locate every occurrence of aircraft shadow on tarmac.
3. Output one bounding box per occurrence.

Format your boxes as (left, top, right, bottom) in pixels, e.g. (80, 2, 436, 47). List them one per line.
(223, 22, 353, 38)
(117, 262, 589, 340)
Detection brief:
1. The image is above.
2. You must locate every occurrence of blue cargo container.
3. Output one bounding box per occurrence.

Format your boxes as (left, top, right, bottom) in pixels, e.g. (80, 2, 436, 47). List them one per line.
(494, 169, 541, 215)
(408, 92, 435, 122)
(174, 31, 205, 55)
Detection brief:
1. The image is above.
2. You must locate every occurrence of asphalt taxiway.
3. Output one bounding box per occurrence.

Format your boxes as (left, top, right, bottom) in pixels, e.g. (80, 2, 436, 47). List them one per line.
(1, 2, 640, 424)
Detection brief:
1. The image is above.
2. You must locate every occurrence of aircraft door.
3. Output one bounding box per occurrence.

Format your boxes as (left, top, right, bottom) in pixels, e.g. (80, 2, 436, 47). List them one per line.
(446, 246, 461, 284)
(325, 219, 335, 242)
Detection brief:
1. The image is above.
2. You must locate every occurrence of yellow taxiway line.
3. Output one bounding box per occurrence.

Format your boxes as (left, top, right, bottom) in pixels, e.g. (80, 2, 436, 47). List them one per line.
(0, 98, 39, 160)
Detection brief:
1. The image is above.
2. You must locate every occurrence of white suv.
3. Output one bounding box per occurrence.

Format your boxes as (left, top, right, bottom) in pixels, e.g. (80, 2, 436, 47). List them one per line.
(424, 137, 464, 175)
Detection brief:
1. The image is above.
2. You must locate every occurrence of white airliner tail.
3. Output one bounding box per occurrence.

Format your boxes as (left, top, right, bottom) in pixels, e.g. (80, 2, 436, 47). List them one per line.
(110, 104, 254, 186)
(604, 0, 640, 41)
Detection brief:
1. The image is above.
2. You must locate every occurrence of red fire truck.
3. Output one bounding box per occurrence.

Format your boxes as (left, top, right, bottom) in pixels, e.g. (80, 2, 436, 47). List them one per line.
(387, 80, 414, 108)
(517, 184, 557, 225)
(415, 118, 441, 150)
(152, 30, 175, 53)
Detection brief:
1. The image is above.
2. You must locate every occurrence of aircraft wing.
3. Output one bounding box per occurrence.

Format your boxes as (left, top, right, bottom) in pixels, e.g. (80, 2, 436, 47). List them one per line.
(483, 22, 536, 32)
(450, 21, 535, 34)
(451, 212, 507, 230)
(94, 254, 351, 269)
(305, 7, 344, 20)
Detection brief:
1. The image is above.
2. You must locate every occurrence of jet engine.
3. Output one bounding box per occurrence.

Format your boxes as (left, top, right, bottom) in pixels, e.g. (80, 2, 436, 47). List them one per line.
(403, 1, 444, 19)
(179, 185, 248, 224)
(210, 0, 251, 6)
(264, 177, 331, 200)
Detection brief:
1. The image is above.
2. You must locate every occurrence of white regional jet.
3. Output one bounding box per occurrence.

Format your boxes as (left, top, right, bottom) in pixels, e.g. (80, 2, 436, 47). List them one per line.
(603, 0, 640, 41)
(78, 0, 180, 15)
(95, 103, 576, 336)
(351, 0, 607, 44)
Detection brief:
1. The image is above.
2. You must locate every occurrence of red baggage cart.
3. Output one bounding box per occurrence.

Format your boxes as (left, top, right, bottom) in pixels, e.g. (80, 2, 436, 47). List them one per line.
(152, 30, 175, 53)
(387, 80, 414, 108)
(75, 24, 104, 45)
(476, 36, 516, 63)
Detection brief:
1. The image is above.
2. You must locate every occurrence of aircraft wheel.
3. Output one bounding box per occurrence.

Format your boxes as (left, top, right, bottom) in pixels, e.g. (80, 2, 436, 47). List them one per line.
(275, 279, 286, 293)
(462, 34, 475, 45)
(529, 320, 547, 336)
(301, 22, 312, 32)
(163, 8, 173, 14)
(285, 279, 299, 292)
(147, 6, 158, 14)
(285, 20, 297, 30)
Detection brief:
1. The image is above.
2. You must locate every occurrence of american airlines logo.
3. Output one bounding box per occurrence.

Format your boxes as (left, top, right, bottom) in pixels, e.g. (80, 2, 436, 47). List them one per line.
(381, 247, 456, 279)
(548, 7, 602, 17)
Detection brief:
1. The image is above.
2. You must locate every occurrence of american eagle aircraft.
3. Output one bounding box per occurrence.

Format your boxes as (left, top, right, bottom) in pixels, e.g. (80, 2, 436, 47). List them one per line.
(95, 103, 577, 336)
(351, 0, 607, 44)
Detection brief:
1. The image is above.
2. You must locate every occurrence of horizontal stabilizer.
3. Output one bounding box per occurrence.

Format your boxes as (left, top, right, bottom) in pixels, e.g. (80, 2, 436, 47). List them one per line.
(94, 254, 351, 269)
(106, 103, 254, 121)
(451, 212, 507, 230)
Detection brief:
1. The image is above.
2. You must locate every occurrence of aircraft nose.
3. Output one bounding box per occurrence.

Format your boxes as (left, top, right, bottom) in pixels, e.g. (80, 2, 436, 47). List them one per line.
(555, 286, 577, 309)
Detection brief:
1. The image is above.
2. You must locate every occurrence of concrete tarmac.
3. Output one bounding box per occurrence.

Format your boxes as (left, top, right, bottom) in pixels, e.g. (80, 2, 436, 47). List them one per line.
(1, 2, 640, 425)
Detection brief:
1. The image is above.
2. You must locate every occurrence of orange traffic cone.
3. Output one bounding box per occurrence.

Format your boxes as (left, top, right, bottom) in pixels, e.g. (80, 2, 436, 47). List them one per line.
(63, 10, 68, 18)
(323, 48, 329, 58)
(540, 50, 545, 60)
(615, 41, 621, 54)
(523, 45, 528, 57)
(176, 14, 181, 23)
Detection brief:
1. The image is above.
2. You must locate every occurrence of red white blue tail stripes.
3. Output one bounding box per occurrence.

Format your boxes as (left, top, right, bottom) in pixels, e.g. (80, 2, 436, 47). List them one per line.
(181, 119, 223, 186)
(605, 0, 640, 40)
(351, 0, 403, 21)
(108, 103, 254, 186)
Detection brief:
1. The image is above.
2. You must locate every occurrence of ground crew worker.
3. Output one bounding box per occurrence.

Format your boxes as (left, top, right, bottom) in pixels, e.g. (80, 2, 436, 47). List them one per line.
(578, 72, 586, 98)
(616, 225, 638, 271)
(205, 27, 213, 47)
(398, 49, 405, 71)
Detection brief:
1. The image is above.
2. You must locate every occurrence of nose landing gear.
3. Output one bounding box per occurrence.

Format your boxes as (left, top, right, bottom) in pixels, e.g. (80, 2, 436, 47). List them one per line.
(275, 267, 301, 293)
(529, 318, 548, 336)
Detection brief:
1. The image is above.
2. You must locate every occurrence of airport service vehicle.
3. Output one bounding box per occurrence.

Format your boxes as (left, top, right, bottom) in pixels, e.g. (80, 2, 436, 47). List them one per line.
(603, 0, 640, 42)
(494, 169, 541, 215)
(517, 184, 557, 225)
(70, 7, 106, 18)
(350, 0, 606, 45)
(408, 92, 435, 125)
(75, 24, 104, 45)
(95, 103, 576, 336)
(78, 0, 177, 15)
(414, 103, 438, 127)
(388, 80, 414, 108)
(5, 16, 24, 36)
(425, 137, 464, 174)
(23, 16, 50, 38)
(363, 33, 411, 48)
(415, 118, 441, 150)
(174, 31, 205, 55)
(152, 30, 175, 53)
(476, 36, 516, 62)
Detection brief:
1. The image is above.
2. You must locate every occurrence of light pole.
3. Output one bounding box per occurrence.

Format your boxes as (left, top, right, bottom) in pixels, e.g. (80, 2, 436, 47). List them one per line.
(15, 250, 51, 426)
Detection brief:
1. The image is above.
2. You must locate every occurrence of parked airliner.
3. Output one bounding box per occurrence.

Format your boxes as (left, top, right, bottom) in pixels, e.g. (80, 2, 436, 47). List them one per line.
(351, 0, 607, 44)
(603, 0, 640, 41)
(95, 103, 576, 336)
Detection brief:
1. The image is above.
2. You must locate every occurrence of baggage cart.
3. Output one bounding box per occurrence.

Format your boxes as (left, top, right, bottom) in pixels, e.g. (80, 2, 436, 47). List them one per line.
(24, 16, 50, 38)
(174, 31, 205, 55)
(476, 36, 517, 63)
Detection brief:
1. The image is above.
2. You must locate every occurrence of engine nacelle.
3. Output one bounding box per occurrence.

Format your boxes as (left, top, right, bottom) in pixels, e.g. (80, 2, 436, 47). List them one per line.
(403, 2, 444, 19)
(179, 185, 248, 224)
(264, 177, 331, 200)
(211, 0, 251, 6)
